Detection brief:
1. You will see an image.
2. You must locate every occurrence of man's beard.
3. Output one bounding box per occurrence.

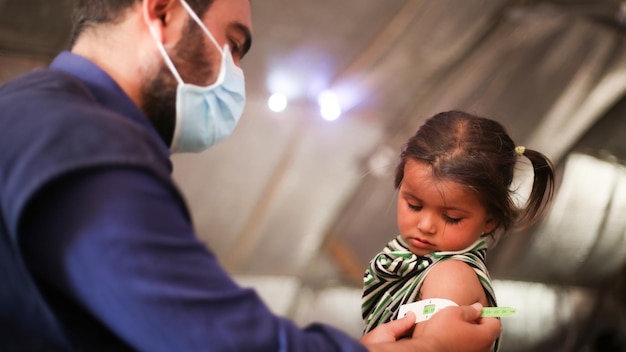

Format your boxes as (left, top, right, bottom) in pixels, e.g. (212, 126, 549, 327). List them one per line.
(140, 21, 216, 147)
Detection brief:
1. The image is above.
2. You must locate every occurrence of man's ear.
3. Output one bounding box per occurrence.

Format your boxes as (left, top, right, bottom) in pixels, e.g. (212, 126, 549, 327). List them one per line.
(142, 0, 175, 42)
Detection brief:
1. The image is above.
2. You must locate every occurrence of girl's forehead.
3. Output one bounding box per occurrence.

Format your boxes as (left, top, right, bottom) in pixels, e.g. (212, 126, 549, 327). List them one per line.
(403, 159, 481, 207)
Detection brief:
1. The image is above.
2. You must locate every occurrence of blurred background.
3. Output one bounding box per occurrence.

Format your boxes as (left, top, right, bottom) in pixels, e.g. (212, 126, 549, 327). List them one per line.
(2, 0, 626, 350)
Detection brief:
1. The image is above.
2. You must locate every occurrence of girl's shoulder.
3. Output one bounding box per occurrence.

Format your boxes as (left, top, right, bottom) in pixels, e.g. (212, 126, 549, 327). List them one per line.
(420, 259, 488, 306)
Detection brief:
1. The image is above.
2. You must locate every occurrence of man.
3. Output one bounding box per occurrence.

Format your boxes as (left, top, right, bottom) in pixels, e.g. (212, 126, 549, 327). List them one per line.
(0, 0, 501, 350)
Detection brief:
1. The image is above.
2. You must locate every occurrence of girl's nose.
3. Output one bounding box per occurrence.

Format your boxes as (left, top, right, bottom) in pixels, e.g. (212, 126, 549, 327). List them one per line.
(417, 212, 436, 235)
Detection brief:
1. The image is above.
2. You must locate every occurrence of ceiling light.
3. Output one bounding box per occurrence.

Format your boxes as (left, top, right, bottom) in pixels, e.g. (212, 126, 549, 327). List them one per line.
(268, 93, 287, 112)
(318, 90, 342, 121)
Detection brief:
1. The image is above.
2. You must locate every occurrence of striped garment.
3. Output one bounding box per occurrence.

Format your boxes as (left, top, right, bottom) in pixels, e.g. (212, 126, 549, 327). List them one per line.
(361, 235, 501, 351)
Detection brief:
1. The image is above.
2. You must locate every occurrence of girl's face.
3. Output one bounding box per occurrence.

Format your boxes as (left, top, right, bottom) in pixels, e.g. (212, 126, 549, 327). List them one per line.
(397, 159, 496, 256)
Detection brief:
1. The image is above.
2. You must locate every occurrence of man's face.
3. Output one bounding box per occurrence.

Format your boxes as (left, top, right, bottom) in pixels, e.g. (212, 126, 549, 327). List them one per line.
(140, 0, 252, 146)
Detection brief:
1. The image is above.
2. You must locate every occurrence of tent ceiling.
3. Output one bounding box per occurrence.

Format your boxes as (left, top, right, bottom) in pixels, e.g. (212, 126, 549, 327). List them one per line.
(1, 1, 626, 349)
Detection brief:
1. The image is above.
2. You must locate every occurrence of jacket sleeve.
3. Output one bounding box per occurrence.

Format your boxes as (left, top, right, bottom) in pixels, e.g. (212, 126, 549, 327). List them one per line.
(19, 167, 368, 352)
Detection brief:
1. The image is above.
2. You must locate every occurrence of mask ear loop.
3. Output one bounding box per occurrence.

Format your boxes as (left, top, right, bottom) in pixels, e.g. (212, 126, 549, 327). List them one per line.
(148, 24, 185, 85)
(179, 0, 225, 55)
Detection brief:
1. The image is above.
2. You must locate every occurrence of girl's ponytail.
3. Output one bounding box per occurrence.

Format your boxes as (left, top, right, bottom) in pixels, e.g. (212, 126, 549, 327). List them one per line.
(517, 147, 555, 228)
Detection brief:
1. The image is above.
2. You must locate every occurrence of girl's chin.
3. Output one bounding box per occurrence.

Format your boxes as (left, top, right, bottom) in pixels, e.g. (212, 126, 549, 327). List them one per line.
(407, 246, 435, 257)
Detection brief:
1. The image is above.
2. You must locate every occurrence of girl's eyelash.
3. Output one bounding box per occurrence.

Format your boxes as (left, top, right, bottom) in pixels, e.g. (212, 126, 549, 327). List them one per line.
(444, 216, 462, 225)
(406, 200, 462, 224)
(408, 203, 421, 211)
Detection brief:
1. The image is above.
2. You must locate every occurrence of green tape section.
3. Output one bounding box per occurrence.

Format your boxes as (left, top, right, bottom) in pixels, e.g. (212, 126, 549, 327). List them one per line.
(481, 307, 517, 317)
(423, 304, 436, 315)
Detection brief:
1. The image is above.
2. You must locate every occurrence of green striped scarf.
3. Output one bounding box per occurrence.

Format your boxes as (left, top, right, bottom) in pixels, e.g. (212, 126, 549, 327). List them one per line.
(361, 235, 500, 351)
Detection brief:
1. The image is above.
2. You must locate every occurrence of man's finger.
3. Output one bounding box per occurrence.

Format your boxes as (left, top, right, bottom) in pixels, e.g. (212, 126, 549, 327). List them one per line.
(463, 303, 502, 340)
(385, 311, 416, 336)
(360, 311, 417, 344)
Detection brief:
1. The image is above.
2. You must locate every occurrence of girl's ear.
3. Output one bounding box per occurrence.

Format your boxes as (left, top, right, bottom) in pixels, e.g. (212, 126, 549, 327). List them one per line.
(484, 217, 497, 235)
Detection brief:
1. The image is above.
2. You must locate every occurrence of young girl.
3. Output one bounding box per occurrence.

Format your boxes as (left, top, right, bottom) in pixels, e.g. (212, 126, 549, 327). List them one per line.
(361, 111, 555, 350)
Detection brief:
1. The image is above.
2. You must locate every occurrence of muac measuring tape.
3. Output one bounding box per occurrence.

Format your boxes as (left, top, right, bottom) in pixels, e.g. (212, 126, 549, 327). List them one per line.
(398, 298, 517, 323)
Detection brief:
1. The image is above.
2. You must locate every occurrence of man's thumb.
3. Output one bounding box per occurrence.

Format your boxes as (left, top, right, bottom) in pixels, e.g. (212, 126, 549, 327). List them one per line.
(463, 302, 483, 322)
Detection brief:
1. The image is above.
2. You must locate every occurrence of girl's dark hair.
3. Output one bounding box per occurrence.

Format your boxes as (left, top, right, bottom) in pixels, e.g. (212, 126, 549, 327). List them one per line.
(69, 0, 213, 47)
(394, 110, 555, 235)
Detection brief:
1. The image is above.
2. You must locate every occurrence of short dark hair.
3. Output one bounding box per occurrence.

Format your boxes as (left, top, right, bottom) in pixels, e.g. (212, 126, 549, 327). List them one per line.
(69, 0, 214, 47)
(394, 110, 555, 235)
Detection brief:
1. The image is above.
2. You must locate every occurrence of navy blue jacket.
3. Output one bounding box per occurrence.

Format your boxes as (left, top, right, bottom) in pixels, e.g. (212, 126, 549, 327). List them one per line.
(0, 52, 366, 352)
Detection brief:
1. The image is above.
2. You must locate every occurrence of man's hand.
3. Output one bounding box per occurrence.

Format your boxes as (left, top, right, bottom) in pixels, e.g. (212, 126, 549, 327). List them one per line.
(417, 303, 501, 352)
(360, 312, 417, 344)
(360, 303, 501, 352)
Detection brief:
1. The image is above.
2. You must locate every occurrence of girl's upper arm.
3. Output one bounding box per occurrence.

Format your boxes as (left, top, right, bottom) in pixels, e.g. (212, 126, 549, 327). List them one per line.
(419, 259, 488, 307)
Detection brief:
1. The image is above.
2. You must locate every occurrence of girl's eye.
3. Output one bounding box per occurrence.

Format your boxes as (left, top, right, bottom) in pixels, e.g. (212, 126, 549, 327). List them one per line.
(407, 203, 422, 211)
(444, 216, 462, 225)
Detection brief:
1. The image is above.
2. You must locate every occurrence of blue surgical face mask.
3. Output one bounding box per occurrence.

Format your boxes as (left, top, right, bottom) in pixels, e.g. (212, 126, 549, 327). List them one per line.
(149, 0, 246, 153)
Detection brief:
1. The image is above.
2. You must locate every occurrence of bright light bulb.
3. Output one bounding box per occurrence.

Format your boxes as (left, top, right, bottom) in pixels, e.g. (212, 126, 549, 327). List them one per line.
(318, 90, 342, 121)
(268, 93, 287, 112)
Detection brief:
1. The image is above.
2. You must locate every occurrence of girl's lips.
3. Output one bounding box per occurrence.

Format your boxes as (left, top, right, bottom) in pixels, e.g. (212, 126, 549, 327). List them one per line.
(409, 237, 432, 249)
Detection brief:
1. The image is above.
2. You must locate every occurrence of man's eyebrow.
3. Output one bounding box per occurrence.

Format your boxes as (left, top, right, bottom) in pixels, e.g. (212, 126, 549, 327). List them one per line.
(231, 22, 252, 58)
